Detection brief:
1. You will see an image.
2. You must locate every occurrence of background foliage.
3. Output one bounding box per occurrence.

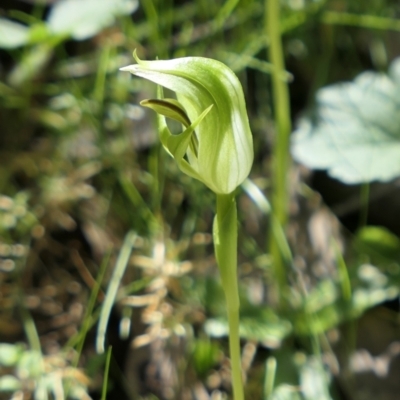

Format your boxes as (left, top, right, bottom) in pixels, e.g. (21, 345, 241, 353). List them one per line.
(1, 0, 400, 399)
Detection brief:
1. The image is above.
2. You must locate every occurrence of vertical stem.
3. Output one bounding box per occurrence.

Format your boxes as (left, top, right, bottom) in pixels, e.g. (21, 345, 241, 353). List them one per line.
(19, 304, 41, 353)
(227, 302, 243, 400)
(264, 356, 277, 399)
(265, 0, 292, 298)
(358, 182, 370, 228)
(96, 231, 137, 354)
(101, 346, 113, 400)
(214, 193, 244, 400)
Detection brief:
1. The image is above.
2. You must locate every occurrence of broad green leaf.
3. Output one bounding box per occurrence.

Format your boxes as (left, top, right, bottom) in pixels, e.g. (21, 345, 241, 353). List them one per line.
(0, 18, 29, 49)
(300, 358, 332, 400)
(8, 45, 53, 87)
(352, 286, 399, 313)
(303, 280, 338, 314)
(47, 0, 138, 40)
(358, 264, 388, 287)
(356, 225, 400, 259)
(270, 385, 302, 400)
(192, 338, 219, 378)
(291, 57, 400, 184)
(205, 307, 291, 345)
(0, 344, 22, 366)
(17, 350, 43, 379)
(295, 303, 343, 336)
(0, 375, 21, 392)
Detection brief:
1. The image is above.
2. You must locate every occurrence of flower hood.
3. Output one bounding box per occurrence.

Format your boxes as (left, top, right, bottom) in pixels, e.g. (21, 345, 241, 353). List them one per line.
(120, 51, 253, 194)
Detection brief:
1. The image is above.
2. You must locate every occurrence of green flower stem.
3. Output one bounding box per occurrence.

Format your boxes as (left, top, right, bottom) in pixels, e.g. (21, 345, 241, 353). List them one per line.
(266, 0, 292, 299)
(358, 182, 370, 228)
(214, 193, 244, 400)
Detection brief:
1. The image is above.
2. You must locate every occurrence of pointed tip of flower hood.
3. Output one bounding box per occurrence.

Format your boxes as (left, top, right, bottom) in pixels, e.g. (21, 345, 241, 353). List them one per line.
(119, 50, 142, 72)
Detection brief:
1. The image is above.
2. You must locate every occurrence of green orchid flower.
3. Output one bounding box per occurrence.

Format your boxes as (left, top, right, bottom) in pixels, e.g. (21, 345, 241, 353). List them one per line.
(120, 50, 253, 194)
(120, 51, 253, 399)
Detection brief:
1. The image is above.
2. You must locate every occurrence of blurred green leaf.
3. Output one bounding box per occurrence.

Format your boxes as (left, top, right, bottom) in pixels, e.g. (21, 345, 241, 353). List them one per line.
(28, 24, 51, 44)
(47, 0, 138, 40)
(291, 57, 400, 184)
(295, 303, 342, 336)
(303, 280, 338, 314)
(300, 358, 332, 400)
(357, 263, 388, 287)
(17, 350, 43, 380)
(356, 225, 400, 259)
(205, 307, 291, 345)
(192, 337, 219, 378)
(8, 44, 53, 87)
(352, 286, 399, 313)
(0, 343, 22, 366)
(0, 375, 21, 392)
(0, 18, 29, 49)
(270, 384, 302, 400)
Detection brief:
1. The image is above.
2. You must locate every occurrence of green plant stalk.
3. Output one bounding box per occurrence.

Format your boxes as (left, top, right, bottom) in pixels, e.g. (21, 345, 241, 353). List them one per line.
(266, 0, 292, 297)
(359, 182, 370, 228)
(93, 43, 111, 105)
(264, 356, 277, 399)
(71, 249, 111, 364)
(19, 304, 41, 353)
(101, 346, 113, 400)
(214, 193, 243, 400)
(96, 231, 137, 354)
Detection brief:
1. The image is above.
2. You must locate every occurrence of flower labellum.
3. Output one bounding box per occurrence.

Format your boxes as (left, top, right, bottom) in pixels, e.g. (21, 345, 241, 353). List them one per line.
(120, 50, 254, 194)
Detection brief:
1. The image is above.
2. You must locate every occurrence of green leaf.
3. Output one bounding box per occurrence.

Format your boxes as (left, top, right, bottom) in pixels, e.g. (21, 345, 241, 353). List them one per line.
(0, 344, 22, 366)
(205, 307, 291, 345)
(0, 18, 29, 49)
(302, 280, 338, 314)
(8, 45, 53, 87)
(291, 57, 400, 184)
(17, 350, 43, 379)
(47, 0, 138, 40)
(352, 286, 399, 313)
(0, 375, 21, 392)
(356, 226, 400, 259)
(191, 337, 219, 378)
(300, 358, 332, 400)
(295, 303, 343, 336)
(270, 385, 302, 400)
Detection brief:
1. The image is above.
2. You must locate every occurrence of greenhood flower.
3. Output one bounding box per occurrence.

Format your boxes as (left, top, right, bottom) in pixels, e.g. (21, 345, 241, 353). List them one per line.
(120, 50, 253, 194)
